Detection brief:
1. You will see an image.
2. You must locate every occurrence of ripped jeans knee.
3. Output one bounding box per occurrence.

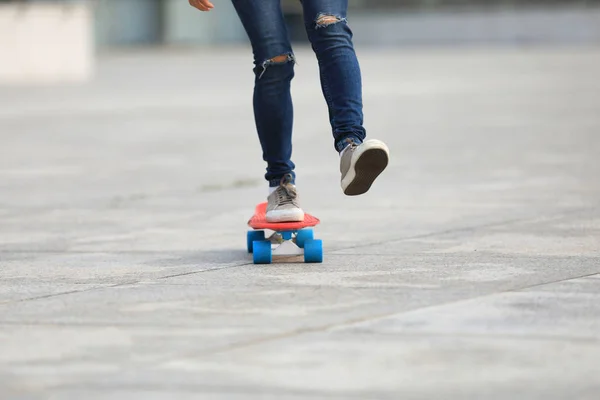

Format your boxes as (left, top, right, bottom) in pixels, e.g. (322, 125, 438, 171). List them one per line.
(315, 13, 346, 29)
(257, 53, 296, 79)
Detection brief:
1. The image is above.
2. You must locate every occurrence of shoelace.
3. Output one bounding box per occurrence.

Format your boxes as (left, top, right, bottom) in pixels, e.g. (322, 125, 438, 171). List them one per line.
(343, 139, 358, 152)
(275, 184, 297, 206)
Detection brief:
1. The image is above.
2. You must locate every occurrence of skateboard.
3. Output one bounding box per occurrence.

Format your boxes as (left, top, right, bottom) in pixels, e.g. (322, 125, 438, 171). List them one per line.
(247, 202, 323, 264)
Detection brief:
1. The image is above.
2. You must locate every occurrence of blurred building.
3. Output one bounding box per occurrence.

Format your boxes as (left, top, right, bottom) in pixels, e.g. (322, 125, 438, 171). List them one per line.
(93, 0, 600, 47)
(1, 0, 599, 84)
(2, 0, 600, 48)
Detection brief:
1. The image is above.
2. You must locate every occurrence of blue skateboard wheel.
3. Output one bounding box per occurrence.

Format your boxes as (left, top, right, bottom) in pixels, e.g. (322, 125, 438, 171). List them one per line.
(247, 230, 265, 253)
(304, 239, 323, 263)
(295, 229, 314, 249)
(253, 240, 272, 264)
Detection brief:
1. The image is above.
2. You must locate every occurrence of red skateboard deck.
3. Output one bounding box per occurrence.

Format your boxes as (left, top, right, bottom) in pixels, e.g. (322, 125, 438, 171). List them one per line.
(248, 202, 320, 231)
(246, 202, 323, 264)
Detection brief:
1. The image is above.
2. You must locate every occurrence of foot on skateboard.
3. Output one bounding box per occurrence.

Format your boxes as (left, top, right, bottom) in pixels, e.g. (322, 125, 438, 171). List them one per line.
(247, 202, 323, 264)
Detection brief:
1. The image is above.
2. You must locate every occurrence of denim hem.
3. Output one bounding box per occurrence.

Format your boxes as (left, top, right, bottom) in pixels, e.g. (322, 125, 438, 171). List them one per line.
(335, 135, 363, 153)
(269, 178, 282, 187)
(268, 173, 296, 187)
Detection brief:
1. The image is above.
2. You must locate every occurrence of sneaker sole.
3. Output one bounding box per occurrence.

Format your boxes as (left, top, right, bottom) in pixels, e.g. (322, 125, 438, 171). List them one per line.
(266, 209, 305, 223)
(342, 140, 389, 196)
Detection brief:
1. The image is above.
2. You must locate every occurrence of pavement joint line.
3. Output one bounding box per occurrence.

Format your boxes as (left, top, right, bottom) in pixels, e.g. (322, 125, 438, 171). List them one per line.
(0, 264, 250, 306)
(327, 206, 594, 254)
(0, 285, 125, 306)
(45, 381, 360, 399)
(325, 253, 600, 258)
(0, 321, 599, 347)
(0, 250, 209, 254)
(146, 271, 600, 362)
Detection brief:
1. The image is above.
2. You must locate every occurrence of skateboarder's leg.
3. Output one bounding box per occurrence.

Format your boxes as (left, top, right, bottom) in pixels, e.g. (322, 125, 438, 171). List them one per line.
(232, 0, 303, 222)
(300, 0, 389, 195)
(300, 0, 364, 152)
(231, 0, 296, 189)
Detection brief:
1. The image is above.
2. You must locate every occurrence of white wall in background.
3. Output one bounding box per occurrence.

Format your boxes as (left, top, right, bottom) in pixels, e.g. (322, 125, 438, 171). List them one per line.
(0, 2, 94, 85)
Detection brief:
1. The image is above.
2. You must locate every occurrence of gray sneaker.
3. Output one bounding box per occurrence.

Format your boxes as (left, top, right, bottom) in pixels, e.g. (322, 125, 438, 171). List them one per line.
(266, 176, 304, 223)
(340, 139, 390, 196)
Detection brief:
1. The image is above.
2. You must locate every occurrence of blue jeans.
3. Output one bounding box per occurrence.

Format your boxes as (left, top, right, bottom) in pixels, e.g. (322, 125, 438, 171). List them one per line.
(231, 0, 366, 187)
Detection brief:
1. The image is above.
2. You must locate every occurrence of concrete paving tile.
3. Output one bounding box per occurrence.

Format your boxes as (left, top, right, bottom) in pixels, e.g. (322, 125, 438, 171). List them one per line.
(150, 333, 600, 400)
(343, 275, 600, 339)
(0, 252, 239, 287)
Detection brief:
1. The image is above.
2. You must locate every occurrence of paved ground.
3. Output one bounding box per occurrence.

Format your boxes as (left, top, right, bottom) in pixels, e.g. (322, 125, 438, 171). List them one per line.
(1, 45, 599, 399)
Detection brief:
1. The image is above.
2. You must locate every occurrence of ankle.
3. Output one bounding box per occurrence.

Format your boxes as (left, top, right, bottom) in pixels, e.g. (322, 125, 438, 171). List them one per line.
(336, 136, 362, 154)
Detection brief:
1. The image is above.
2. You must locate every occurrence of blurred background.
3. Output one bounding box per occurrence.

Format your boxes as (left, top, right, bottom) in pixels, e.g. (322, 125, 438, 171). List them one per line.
(1, 0, 600, 84)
